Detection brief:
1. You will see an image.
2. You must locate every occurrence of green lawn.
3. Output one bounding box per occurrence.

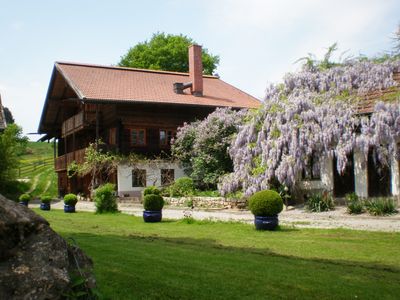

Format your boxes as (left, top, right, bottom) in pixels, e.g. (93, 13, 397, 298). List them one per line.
(36, 209, 400, 299)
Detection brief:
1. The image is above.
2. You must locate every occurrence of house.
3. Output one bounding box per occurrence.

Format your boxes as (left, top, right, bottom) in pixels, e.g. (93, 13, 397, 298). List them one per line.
(299, 71, 400, 199)
(0, 94, 6, 131)
(38, 45, 260, 197)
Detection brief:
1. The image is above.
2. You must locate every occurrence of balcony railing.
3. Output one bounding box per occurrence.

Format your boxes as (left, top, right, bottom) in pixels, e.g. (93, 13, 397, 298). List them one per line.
(54, 148, 86, 172)
(61, 111, 96, 137)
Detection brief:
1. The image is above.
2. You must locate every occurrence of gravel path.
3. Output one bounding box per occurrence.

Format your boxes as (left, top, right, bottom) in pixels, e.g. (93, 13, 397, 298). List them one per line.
(31, 200, 400, 232)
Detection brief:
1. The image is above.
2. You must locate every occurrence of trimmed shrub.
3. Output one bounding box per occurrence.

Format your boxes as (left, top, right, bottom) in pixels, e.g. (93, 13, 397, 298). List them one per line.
(306, 192, 334, 212)
(19, 193, 31, 202)
(143, 194, 164, 211)
(94, 183, 118, 214)
(164, 177, 195, 197)
(345, 193, 364, 214)
(365, 198, 398, 216)
(64, 193, 78, 206)
(143, 186, 161, 196)
(248, 190, 283, 216)
(40, 195, 53, 204)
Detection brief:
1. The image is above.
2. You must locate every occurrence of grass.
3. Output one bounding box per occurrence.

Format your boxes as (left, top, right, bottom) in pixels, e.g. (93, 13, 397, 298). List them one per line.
(36, 209, 400, 299)
(18, 142, 57, 198)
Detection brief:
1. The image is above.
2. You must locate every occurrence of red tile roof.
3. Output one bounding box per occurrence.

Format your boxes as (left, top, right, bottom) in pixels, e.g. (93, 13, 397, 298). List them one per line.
(356, 71, 400, 114)
(55, 62, 261, 109)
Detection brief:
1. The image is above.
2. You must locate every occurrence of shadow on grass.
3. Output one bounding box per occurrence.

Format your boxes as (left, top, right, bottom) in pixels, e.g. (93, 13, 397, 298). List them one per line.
(65, 231, 399, 274)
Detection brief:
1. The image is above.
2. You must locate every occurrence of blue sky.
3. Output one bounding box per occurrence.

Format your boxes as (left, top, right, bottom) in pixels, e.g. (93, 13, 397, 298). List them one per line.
(0, 0, 399, 138)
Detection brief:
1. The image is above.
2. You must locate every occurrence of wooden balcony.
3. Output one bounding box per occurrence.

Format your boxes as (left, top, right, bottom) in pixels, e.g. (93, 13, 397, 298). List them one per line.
(54, 148, 86, 172)
(61, 111, 96, 137)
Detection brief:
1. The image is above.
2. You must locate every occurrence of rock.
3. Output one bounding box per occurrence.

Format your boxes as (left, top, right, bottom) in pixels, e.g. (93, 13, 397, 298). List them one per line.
(0, 194, 96, 299)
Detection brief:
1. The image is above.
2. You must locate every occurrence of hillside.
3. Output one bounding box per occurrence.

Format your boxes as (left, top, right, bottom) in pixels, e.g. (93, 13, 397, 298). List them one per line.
(18, 142, 58, 198)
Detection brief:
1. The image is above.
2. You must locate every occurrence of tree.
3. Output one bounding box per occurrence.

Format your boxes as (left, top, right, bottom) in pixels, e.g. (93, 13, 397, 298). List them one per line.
(172, 108, 246, 189)
(4, 107, 15, 124)
(0, 124, 28, 188)
(118, 33, 219, 75)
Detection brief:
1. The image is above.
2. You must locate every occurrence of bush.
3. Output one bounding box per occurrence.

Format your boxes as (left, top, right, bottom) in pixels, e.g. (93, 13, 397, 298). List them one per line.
(364, 198, 398, 216)
(94, 183, 118, 214)
(143, 186, 161, 196)
(164, 177, 195, 197)
(345, 193, 364, 214)
(143, 194, 164, 211)
(19, 193, 31, 202)
(306, 192, 334, 212)
(248, 190, 283, 216)
(40, 195, 53, 204)
(64, 193, 78, 206)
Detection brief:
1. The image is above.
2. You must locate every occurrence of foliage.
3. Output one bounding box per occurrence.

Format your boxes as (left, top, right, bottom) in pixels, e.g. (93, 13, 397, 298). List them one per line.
(364, 198, 398, 216)
(0, 124, 28, 189)
(163, 177, 195, 197)
(345, 193, 364, 214)
(40, 195, 52, 203)
(68, 140, 119, 193)
(219, 56, 400, 196)
(172, 108, 246, 189)
(143, 194, 164, 211)
(37, 210, 400, 299)
(248, 190, 283, 216)
(0, 180, 30, 200)
(306, 192, 334, 212)
(19, 193, 31, 202)
(94, 183, 118, 214)
(64, 193, 78, 206)
(143, 186, 161, 196)
(119, 32, 219, 75)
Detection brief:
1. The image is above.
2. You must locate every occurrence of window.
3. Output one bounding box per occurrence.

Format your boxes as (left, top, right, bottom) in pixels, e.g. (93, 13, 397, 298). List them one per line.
(159, 129, 176, 146)
(161, 169, 175, 186)
(302, 153, 321, 180)
(131, 129, 146, 146)
(132, 169, 146, 187)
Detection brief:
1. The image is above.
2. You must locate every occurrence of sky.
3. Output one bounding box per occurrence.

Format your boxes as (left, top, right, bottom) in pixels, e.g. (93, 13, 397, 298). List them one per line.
(0, 0, 399, 139)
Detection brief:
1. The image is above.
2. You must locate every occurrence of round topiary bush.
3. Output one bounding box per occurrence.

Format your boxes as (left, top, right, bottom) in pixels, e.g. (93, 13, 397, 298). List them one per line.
(40, 195, 52, 204)
(64, 193, 78, 206)
(143, 186, 161, 196)
(143, 194, 164, 211)
(248, 190, 283, 216)
(19, 193, 31, 202)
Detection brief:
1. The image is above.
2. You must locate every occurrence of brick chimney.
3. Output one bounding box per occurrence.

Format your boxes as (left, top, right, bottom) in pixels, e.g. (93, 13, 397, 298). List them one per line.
(189, 44, 203, 97)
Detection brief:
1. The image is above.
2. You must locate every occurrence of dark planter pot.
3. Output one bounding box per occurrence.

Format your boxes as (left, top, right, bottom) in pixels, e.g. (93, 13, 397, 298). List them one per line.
(254, 215, 279, 230)
(64, 204, 76, 213)
(40, 203, 51, 211)
(19, 201, 29, 207)
(143, 210, 162, 223)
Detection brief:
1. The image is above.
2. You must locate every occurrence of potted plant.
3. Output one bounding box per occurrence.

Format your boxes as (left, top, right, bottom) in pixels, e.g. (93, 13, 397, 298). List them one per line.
(19, 193, 31, 206)
(248, 190, 283, 230)
(143, 187, 164, 222)
(40, 195, 52, 211)
(64, 193, 78, 213)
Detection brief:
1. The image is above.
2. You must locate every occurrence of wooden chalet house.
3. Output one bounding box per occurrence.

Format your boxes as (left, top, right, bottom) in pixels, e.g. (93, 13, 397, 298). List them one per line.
(38, 45, 260, 197)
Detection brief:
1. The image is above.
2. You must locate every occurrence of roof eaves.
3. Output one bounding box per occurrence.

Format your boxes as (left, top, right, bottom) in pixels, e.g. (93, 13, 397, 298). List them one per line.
(55, 63, 86, 99)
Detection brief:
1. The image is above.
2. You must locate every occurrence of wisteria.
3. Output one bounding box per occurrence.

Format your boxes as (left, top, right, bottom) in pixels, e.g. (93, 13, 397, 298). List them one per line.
(219, 59, 400, 196)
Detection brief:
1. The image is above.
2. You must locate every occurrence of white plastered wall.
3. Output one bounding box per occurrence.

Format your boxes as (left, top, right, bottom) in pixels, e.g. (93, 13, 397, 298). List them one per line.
(354, 151, 368, 198)
(299, 156, 334, 192)
(117, 161, 186, 197)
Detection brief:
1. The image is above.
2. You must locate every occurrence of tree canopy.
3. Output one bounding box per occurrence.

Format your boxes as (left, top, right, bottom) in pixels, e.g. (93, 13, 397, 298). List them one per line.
(118, 33, 219, 75)
(0, 124, 28, 189)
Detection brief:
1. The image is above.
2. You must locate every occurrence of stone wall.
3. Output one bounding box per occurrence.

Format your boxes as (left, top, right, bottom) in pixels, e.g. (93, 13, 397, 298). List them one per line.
(165, 196, 247, 209)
